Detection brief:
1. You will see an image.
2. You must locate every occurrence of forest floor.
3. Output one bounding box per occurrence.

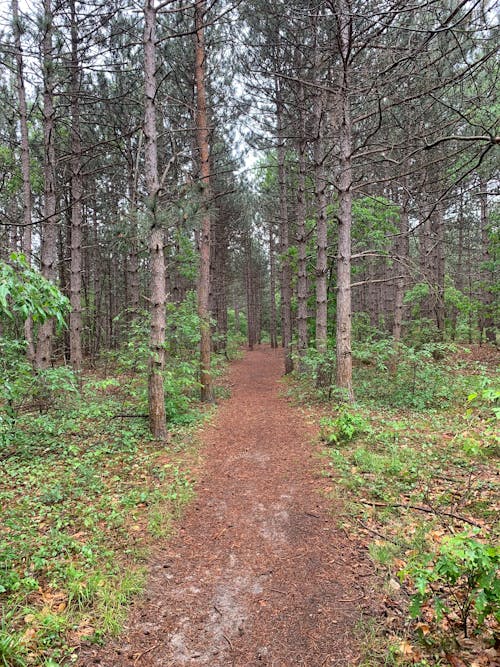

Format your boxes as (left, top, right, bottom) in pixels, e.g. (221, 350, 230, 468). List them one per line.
(78, 345, 379, 666)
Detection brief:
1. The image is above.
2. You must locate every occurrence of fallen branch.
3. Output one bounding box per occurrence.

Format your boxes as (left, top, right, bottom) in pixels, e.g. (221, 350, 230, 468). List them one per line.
(133, 643, 161, 666)
(353, 518, 402, 546)
(357, 499, 481, 528)
(112, 413, 149, 419)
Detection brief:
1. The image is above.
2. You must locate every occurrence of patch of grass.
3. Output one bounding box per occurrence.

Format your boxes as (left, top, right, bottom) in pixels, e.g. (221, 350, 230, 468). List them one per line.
(0, 369, 203, 666)
(296, 346, 499, 664)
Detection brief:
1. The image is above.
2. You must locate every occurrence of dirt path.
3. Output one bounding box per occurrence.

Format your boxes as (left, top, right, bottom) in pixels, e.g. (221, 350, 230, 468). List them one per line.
(80, 346, 377, 666)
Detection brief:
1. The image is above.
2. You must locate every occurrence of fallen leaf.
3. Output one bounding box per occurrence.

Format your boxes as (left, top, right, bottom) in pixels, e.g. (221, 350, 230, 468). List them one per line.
(399, 640, 414, 658)
(416, 622, 431, 635)
(446, 654, 467, 667)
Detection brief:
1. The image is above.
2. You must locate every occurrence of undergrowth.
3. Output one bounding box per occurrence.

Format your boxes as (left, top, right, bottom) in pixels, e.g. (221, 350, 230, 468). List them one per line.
(0, 309, 242, 665)
(289, 341, 499, 665)
(0, 378, 201, 666)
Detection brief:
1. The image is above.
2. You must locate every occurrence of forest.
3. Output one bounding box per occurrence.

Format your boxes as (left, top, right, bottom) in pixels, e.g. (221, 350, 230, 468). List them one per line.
(0, 0, 498, 665)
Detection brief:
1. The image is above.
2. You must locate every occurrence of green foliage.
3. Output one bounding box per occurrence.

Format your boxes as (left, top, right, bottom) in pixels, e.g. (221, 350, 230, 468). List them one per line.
(352, 196, 399, 250)
(320, 408, 371, 445)
(110, 294, 202, 424)
(401, 532, 500, 637)
(0, 628, 27, 667)
(0, 375, 196, 663)
(0, 253, 69, 327)
(353, 338, 462, 410)
(467, 383, 500, 421)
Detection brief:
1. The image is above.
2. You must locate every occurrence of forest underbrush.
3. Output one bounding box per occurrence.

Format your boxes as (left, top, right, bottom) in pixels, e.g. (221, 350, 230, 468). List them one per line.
(289, 340, 499, 667)
(0, 318, 242, 667)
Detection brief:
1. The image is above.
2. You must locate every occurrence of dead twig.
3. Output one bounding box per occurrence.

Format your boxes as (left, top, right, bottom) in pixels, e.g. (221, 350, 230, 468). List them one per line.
(133, 642, 161, 665)
(354, 518, 402, 546)
(358, 499, 482, 528)
(222, 633, 233, 651)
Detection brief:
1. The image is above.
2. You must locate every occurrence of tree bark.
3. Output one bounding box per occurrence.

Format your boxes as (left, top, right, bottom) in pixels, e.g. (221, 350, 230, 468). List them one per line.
(335, 0, 354, 402)
(35, 0, 58, 369)
(269, 225, 278, 348)
(194, 0, 214, 401)
(433, 203, 445, 336)
(479, 178, 495, 344)
(296, 78, 308, 370)
(276, 79, 293, 374)
(144, 0, 167, 438)
(12, 0, 35, 361)
(313, 88, 329, 387)
(69, 0, 83, 375)
(127, 141, 140, 317)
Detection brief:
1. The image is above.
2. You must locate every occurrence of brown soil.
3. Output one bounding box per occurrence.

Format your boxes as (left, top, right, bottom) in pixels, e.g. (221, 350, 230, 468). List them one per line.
(79, 345, 378, 667)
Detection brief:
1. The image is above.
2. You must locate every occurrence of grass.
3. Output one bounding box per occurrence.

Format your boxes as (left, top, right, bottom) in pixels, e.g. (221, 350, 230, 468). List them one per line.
(290, 344, 499, 665)
(0, 369, 205, 666)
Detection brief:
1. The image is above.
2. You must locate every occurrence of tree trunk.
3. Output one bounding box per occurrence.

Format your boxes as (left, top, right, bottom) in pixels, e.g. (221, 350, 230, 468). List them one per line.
(245, 239, 256, 350)
(269, 225, 278, 348)
(69, 0, 83, 375)
(433, 204, 446, 336)
(313, 87, 329, 388)
(335, 0, 354, 402)
(479, 178, 495, 344)
(35, 0, 58, 369)
(12, 0, 35, 362)
(194, 0, 214, 401)
(276, 79, 293, 374)
(127, 143, 140, 317)
(296, 79, 308, 370)
(392, 201, 409, 346)
(390, 197, 410, 373)
(144, 0, 167, 438)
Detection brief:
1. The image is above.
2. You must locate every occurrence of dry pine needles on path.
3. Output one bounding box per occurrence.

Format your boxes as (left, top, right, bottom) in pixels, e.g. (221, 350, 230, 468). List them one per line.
(79, 345, 377, 666)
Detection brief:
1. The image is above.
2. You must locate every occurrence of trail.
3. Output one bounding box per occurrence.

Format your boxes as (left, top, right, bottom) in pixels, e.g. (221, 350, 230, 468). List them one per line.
(80, 346, 376, 666)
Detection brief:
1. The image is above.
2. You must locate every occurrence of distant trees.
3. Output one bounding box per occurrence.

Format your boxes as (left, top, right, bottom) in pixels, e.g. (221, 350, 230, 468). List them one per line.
(0, 0, 497, 421)
(238, 0, 498, 399)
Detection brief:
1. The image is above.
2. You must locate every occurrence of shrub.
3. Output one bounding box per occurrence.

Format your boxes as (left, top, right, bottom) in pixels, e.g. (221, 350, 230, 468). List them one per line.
(401, 532, 500, 637)
(320, 408, 372, 445)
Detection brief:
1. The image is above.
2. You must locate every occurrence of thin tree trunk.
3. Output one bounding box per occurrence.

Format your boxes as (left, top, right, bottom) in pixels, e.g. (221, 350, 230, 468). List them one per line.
(390, 197, 410, 373)
(313, 88, 329, 388)
(12, 0, 35, 361)
(69, 0, 83, 375)
(194, 0, 213, 401)
(36, 0, 58, 369)
(392, 202, 409, 346)
(144, 0, 167, 438)
(296, 79, 308, 370)
(433, 204, 445, 336)
(451, 190, 464, 339)
(127, 144, 140, 316)
(269, 225, 278, 348)
(335, 0, 354, 402)
(479, 178, 495, 344)
(245, 239, 256, 350)
(276, 79, 293, 374)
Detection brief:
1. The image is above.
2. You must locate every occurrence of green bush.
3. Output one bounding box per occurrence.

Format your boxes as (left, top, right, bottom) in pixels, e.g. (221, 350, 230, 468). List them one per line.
(320, 408, 372, 445)
(401, 532, 500, 637)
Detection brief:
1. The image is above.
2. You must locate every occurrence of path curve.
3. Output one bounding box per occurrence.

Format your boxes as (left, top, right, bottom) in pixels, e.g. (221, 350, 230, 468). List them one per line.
(80, 346, 376, 666)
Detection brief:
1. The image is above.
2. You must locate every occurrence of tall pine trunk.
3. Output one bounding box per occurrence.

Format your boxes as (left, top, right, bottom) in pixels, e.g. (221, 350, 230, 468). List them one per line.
(69, 0, 83, 374)
(479, 178, 495, 344)
(12, 0, 35, 361)
(335, 0, 354, 401)
(296, 79, 308, 370)
(269, 226, 278, 348)
(194, 0, 214, 401)
(35, 0, 58, 369)
(144, 0, 167, 438)
(276, 79, 293, 374)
